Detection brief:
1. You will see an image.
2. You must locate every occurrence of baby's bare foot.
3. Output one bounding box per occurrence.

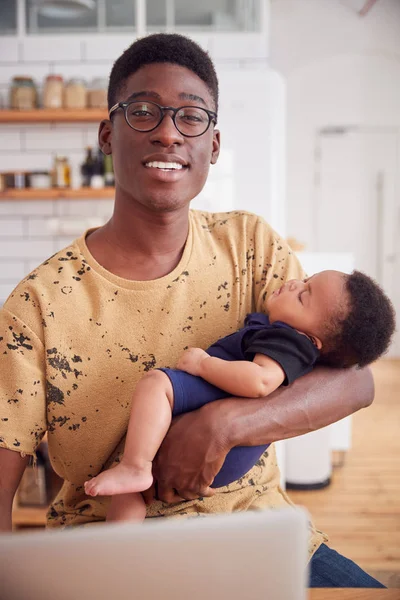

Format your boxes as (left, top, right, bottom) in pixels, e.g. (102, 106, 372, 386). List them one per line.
(84, 462, 153, 497)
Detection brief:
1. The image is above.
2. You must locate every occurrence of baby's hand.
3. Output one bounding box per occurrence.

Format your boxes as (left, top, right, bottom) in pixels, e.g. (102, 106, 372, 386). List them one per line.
(176, 347, 209, 376)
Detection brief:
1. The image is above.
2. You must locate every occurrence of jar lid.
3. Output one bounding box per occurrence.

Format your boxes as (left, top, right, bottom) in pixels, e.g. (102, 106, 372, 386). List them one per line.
(46, 75, 63, 82)
(12, 76, 34, 83)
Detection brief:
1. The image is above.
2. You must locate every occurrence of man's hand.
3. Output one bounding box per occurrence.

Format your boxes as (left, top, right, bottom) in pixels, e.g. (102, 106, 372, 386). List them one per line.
(144, 404, 231, 505)
(176, 347, 210, 376)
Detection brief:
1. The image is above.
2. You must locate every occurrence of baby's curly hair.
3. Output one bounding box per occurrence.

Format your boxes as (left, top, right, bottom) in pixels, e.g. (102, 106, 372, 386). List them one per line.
(108, 33, 219, 112)
(320, 270, 396, 368)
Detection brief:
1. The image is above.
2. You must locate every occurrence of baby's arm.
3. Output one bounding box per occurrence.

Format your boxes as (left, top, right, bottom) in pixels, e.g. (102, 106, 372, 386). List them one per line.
(177, 348, 285, 399)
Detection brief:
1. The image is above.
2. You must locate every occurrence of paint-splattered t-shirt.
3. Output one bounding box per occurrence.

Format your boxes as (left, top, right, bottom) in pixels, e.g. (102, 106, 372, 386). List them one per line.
(0, 210, 327, 557)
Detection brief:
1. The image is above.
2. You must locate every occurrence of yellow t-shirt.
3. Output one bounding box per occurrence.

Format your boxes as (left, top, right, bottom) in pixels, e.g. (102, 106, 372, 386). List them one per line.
(0, 209, 327, 557)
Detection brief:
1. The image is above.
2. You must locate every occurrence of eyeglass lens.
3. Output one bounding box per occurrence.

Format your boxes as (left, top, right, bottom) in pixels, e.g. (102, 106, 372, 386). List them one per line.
(125, 102, 211, 136)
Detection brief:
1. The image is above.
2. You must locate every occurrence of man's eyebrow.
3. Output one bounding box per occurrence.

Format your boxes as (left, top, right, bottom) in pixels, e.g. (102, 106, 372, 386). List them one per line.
(125, 91, 162, 102)
(178, 92, 207, 106)
(123, 91, 208, 107)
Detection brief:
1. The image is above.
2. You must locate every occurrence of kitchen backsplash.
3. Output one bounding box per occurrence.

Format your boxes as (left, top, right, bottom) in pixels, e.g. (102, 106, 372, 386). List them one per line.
(0, 198, 113, 304)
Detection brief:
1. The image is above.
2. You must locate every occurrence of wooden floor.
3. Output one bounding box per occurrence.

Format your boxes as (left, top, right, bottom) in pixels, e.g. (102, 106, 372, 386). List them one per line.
(289, 359, 400, 583)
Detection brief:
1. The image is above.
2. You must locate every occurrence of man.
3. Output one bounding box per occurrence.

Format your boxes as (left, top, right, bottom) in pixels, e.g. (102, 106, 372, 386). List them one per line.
(0, 33, 383, 588)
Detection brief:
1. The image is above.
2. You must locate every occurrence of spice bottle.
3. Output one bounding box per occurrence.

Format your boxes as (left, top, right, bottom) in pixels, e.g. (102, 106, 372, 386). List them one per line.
(53, 156, 71, 188)
(103, 154, 114, 187)
(80, 147, 95, 187)
(90, 149, 105, 189)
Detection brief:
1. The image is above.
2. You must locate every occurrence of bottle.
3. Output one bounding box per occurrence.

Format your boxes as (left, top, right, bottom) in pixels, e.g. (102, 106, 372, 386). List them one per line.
(53, 156, 71, 188)
(103, 154, 115, 187)
(80, 147, 94, 187)
(90, 149, 105, 189)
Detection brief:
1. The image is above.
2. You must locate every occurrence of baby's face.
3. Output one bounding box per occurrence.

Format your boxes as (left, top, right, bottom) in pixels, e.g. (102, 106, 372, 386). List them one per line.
(266, 270, 347, 349)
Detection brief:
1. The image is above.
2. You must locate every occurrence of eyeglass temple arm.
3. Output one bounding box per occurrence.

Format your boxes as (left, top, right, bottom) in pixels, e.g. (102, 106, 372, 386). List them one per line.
(108, 103, 121, 118)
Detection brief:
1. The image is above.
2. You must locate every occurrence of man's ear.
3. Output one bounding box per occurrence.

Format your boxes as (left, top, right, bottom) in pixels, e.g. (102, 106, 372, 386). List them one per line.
(99, 119, 112, 155)
(211, 129, 220, 165)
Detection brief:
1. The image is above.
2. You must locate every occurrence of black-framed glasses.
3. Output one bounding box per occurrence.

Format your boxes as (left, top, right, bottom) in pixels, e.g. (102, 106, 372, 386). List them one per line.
(109, 100, 217, 138)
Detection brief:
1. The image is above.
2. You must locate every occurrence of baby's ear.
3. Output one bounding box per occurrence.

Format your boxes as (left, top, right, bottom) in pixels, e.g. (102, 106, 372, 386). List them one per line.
(311, 335, 323, 350)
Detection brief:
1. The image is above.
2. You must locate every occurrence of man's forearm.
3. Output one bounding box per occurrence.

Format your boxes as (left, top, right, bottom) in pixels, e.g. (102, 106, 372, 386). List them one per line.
(202, 365, 374, 448)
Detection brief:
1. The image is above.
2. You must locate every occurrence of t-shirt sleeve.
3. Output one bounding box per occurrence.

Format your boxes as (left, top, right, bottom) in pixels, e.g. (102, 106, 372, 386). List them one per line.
(0, 307, 47, 457)
(243, 326, 320, 386)
(251, 217, 307, 313)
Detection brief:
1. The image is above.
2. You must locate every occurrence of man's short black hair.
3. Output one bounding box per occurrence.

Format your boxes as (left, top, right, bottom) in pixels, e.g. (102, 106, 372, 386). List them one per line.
(320, 270, 396, 368)
(108, 33, 219, 112)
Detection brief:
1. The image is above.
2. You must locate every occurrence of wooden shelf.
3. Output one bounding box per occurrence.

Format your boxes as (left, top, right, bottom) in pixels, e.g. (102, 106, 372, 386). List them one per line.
(12, 505, 47, 529)
(0, 188, 115, 200)
(0, 108, 107, 123)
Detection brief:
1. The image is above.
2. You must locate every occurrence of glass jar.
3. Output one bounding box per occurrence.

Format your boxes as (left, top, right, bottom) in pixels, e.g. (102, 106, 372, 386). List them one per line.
(30, 171, 51, 189)
(10, 76, 37, 110)
(63, 78, 87, 109)
(88, 78, 108, 109)
(43, 75, 64, 109)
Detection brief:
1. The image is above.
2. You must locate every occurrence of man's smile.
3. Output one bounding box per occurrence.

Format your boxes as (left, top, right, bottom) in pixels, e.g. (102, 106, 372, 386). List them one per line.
(145, 161, 184, 171)
(142, 153, 189, 181)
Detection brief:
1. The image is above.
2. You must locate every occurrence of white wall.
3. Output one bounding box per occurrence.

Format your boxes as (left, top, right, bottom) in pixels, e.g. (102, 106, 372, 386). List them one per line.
(285, 53, 400, 247)
(0, 24, 289, 304)
(269, 0, 400, 247)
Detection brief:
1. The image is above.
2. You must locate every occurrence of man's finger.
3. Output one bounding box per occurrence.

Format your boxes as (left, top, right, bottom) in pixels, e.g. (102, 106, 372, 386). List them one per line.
(175, 489, 200, 501)
(157, 485, 185, 504)
(198, 486, 216, 498)
(173, 486, 216, 500)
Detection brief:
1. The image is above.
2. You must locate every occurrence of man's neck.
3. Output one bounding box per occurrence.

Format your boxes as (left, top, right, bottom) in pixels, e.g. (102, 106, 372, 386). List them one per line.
(86, 202, 190, 281)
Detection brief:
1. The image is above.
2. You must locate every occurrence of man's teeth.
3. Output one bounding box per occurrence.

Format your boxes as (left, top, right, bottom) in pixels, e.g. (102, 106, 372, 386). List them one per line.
(145, 161, 183, 170)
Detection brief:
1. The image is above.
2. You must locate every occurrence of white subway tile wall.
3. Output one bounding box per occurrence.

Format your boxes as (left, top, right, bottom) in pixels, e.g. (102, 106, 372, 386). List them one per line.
(0, 260, 27, 281)
(0, 199, 113, 304)
(1, 125, 23, 151)
(21, 38, 82, 63)
(0, 38, 19, 63)
(0, 32, 268, 305)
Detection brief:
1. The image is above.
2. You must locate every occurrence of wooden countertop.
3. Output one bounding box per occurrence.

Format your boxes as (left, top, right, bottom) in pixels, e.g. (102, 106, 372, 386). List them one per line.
(310, 590, 399, 599)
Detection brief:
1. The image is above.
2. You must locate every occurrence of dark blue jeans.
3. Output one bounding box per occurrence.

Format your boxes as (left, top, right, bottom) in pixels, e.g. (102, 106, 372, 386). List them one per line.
(309, 543, 386, 588)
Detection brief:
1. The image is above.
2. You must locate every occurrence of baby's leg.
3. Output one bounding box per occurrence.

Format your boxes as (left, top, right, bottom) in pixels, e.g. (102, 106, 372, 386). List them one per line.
(106, 492, 146, 523)
(85, 370, 174, 497)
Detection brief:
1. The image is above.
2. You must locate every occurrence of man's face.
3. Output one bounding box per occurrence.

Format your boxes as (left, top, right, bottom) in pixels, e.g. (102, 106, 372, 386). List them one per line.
(100, 63, 220, 214)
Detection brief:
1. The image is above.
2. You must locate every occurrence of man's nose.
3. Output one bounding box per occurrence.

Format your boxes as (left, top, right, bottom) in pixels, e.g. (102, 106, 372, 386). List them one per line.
(149, 113, 184, 146)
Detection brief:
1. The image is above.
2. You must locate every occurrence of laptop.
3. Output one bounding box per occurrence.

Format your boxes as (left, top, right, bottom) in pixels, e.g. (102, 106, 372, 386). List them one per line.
(0, 508, 309, 600)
